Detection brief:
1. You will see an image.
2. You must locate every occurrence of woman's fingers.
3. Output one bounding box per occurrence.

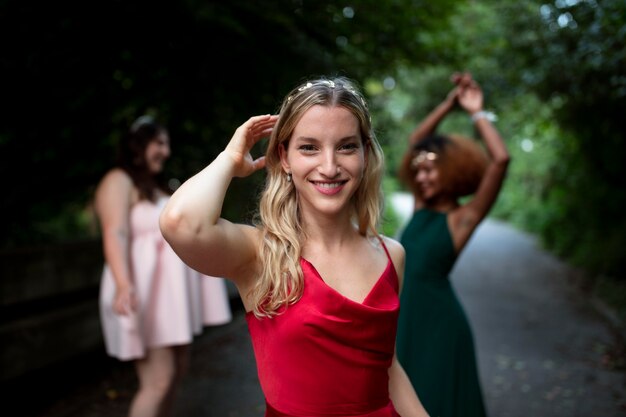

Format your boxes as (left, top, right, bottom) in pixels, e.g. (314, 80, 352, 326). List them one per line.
(229, 115, 276, 151)
(253, 155, 266, 171)
(113, 289, 138, 316)
(241, 115, 278, 145)
(114, 296, 129, 315)
(250, 115, 278, 138)
(224, 115, 277, 177)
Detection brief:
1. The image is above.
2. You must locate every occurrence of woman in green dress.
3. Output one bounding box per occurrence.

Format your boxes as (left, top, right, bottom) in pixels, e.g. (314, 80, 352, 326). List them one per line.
(395, 73, 510, 417)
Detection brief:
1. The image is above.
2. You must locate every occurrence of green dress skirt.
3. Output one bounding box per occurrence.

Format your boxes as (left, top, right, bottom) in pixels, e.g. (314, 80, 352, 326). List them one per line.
(396, 208, 487, 417)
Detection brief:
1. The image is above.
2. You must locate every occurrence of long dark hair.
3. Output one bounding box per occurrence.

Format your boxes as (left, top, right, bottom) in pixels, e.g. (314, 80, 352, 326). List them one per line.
(116, 115, 171, 202)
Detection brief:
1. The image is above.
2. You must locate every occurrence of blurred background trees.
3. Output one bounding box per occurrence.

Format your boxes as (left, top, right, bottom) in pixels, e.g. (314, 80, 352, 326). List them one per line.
(1, 0, 624, 294)
(0, 0, 457, 244)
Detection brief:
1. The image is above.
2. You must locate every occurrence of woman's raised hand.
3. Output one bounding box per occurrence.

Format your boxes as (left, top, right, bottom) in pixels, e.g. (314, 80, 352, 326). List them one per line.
(224, 114, 279, 178)
(451, 71, 473, 88)
(444, 72, 474, 107)
(458, 82, 483, 115)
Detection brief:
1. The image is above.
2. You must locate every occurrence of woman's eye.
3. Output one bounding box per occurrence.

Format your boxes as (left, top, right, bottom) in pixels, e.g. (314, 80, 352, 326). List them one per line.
(339, 143, 359, 152)
(298, 144, 317, 153)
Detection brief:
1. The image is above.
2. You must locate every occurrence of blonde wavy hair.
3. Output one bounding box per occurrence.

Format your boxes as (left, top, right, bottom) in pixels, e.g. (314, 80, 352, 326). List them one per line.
(251, 76, 385, 318)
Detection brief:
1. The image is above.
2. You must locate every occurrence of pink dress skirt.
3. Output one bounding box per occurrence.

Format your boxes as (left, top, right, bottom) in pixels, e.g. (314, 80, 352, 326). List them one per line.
(99, 197, 232, 361)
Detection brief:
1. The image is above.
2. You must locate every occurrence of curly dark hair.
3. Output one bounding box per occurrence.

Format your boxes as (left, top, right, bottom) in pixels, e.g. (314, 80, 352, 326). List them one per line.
(399, 133, 488, 199)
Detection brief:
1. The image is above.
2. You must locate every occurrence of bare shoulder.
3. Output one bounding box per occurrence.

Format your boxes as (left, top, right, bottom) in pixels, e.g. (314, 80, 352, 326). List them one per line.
(221, 222, 264, 295)
(379, 235, 405, 265)
(447, 204, 482, 252)
(239, 222, 263, 246)
(94, 168, 136, 211)
(380, 235, 404, 253)
(379, 235, 407, 290)
(98, 168, 132, 191)
(229, 223, 263, 263)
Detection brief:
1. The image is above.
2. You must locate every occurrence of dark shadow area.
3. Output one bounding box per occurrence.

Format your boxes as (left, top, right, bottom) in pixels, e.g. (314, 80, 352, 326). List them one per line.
(4, 347, 130, 417)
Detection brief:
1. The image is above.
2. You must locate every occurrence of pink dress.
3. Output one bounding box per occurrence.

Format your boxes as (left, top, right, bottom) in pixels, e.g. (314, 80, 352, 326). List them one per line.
(99, 197, 232, 361)
(246, 241, 401, 417)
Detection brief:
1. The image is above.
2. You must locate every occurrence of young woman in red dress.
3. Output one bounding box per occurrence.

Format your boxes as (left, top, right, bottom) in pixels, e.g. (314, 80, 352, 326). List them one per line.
(160, 76, 429, 417)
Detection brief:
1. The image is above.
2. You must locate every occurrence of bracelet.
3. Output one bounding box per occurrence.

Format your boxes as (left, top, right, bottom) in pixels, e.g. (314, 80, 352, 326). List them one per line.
(471, 110, 497, 122)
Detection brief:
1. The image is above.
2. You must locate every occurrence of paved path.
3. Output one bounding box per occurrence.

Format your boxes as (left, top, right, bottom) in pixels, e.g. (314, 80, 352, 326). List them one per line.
(19, 193, 626, 417)
(393, 192, 626, 417)
(453, 218, 625, 416)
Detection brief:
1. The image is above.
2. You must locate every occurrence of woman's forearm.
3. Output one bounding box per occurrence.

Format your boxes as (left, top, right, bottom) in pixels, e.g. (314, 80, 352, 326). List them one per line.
(160, 115, 276, 278)
(389, 358, 430, 417)
(473, 117, 510, 165)
(102, 228, 132, 290)
(160, 151, 237, 239)
(408, 94, 456, 145)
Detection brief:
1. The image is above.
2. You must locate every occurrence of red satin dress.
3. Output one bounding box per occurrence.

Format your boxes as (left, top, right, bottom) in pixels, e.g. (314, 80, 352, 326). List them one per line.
(246, 245, 402, 417)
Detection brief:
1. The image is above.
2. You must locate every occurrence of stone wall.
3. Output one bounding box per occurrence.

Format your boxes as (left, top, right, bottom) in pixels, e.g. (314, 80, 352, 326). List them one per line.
(0, 239, 104, 382)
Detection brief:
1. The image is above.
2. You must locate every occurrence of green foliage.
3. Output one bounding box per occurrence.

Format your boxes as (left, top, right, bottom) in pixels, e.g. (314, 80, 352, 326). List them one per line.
(2, 0, 623, 287)
(497, 0, 626, 279)
(381, 176, 404, 239)
(367, 0, 626, 284)
(489, 94, 562, 233)
(0, 0, 459, 248)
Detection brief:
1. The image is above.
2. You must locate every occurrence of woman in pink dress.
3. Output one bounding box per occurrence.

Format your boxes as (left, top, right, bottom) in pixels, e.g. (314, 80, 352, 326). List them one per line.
(94, 115, 232, 417)
(160, 77, 430, 417)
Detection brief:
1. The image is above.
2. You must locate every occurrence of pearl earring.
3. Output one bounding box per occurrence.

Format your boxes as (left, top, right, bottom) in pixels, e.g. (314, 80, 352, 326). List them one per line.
(286, 172, 292, 182)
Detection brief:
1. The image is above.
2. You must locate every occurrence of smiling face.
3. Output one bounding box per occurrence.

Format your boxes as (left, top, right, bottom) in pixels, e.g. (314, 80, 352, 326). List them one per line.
(414, 158, 443, 201)
(144, 130, 171, 174)
(279, 105, 366, 219)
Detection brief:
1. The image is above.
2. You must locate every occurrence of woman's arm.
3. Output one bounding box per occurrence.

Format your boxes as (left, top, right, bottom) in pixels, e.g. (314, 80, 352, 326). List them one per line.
(389, 356, 430, 417)
(399, 75, 466, 203)
(400, 86, 457, 180)
(159, 115, 278, 286)
(385, 236, 430, 416)
(407, 88, 457, 146)
(94, 168, 136, 315)
(453, 80, 511, 233)
(406, 72, 475, 146)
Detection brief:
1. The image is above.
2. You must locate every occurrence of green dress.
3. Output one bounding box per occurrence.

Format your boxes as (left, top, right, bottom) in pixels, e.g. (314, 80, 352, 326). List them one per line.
(396, 208, 487, 417)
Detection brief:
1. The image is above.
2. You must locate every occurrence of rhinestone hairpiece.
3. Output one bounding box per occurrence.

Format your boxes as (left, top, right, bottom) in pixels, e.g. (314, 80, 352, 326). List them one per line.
(297, 80, 336, 92)
(287, 80, 365, 106)
(411, 151, 438, 169)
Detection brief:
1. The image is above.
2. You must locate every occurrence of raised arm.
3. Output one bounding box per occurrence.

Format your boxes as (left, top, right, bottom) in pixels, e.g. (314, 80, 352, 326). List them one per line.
(399, 74, 470, 189)
(407, 89, 456, 146)
(456, 79, 510, 226)
(406, 72, 475, 146)
(159, 114, 278, 285)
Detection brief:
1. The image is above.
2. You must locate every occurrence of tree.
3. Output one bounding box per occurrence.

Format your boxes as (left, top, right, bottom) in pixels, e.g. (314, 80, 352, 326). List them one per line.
(501, 0, 626, 277)
(0, 0, 458, 247)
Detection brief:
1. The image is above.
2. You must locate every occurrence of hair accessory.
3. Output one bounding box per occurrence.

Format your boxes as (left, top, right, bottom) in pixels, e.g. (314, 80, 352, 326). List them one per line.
(411, 151, 438, 169)
(297, 80, 336, 92)
(287, 79, 366, 106)
(286, 172, 292, 182)
(130, 115, 155, 133)
(298, 82, 313, 92)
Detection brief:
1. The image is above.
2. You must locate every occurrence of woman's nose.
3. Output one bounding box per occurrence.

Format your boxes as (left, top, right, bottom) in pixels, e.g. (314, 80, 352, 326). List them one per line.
(319, 151, 340, 177)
